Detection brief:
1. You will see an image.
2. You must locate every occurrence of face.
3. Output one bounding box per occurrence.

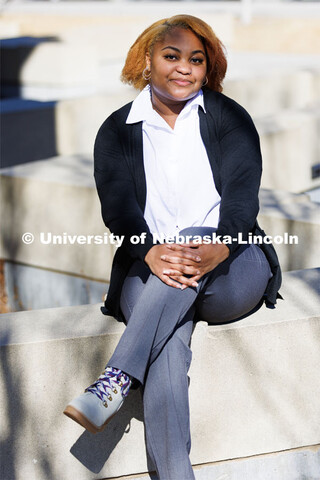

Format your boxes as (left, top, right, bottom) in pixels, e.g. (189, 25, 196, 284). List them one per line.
(146, 27, 207, 105)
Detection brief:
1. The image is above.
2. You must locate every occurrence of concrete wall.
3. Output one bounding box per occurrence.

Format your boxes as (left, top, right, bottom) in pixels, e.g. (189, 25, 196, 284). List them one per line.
(0, 268, 319, 479)
(258, 189, 320, 272)
(3, 261, 107, 312)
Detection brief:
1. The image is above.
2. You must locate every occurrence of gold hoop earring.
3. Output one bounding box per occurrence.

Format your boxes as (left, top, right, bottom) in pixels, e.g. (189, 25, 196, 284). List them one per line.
(142, 67, 152, 81)
(202, 76, 208, 86)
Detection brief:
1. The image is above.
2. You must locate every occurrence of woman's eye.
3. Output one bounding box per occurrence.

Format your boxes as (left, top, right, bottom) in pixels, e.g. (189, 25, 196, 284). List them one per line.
(191, 58, 204, 64)
(164, 54, 177, 60)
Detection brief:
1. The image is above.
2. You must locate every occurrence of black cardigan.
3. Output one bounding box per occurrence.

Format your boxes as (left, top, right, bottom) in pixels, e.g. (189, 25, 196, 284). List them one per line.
(94, 88, 282, 320)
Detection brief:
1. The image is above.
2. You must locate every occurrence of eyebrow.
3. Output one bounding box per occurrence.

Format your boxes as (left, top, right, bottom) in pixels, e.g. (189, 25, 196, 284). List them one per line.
(161, 46, 205, 55)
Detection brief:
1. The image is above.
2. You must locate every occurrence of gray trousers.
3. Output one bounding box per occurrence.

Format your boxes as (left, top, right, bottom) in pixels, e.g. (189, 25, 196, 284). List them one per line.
(108, 227, 272, 480)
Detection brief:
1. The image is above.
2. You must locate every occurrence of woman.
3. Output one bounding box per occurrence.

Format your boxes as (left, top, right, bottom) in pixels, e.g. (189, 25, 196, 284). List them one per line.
(64, 14, 281, 480)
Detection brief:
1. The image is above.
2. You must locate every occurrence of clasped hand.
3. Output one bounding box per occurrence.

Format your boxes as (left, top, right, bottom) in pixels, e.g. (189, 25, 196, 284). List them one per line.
(144, 242, 230, 290)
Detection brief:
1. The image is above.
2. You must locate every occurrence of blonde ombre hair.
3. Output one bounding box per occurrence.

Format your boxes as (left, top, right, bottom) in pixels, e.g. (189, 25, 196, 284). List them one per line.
(121, 14, 227, 93)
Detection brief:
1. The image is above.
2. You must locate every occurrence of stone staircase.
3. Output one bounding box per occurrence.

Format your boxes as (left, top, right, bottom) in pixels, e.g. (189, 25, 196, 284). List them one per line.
(1, 4, 320, 479)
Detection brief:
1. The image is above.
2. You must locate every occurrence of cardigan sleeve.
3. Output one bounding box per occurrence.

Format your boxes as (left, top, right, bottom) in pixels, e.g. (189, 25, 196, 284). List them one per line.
(94, 114, 154, 260)
(215, 97, 262, 254)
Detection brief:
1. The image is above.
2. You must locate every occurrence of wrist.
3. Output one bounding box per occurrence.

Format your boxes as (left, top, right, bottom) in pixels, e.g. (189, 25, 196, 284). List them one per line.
(218, 242, 230, 261)
(144, 244, 158, 267)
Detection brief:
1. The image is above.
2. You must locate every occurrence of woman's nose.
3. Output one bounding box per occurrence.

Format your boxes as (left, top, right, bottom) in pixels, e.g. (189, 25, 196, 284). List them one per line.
(176, 60, 191, 75)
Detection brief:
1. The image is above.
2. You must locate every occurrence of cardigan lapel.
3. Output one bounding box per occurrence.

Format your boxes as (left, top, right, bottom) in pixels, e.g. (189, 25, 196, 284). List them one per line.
(127, 122, 147, 212)
(198, 105, 222, 195)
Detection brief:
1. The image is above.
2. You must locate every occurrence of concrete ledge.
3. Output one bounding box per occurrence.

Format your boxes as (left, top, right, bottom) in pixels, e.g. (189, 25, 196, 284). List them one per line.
(258, 189, 320, 271)
(0, 268, 319, 480)
(257, 104, 320, 193)
(54, 91, 136, 156)
(105, 445, 320, 480)
(0, 36, 99, 87)
(224, 68, 320, 118)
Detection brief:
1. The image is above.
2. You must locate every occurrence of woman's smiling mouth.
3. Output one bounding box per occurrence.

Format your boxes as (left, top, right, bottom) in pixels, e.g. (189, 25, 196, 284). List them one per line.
(171, 78, 193, 86)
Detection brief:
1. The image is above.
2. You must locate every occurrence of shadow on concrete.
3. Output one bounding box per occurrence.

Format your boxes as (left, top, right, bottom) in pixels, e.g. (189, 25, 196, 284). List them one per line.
(70, 388, 144, 473)
(0, 36, 59, 167)
(1, 98, 58, 167)
(0, 170, 26, 268)
(0, 332, 19, 480)
(0, 330, 56, 480)
(0, 36, 59, 98)
(70, 382, 157, 478)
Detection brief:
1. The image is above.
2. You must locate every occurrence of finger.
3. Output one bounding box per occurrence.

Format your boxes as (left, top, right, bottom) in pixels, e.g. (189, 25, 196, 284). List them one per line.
(166, 244, 183, 250)
(167, 244, 200, 253)
(160, 254, 201, 264)
(163, 271, 194, 284)
(187, 274, 202, 283)
(166, 274, 199, 289)
(160, 274, 183, 289)
(162, 268, 183, 276)
(163, 265, 200, 276)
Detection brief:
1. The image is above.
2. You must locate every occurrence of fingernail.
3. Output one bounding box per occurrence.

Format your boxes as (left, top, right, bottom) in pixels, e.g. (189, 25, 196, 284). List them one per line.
(197, 270, 200, 275)
(196, 256, 201, 261)
(192, 282, 198, 287)
(163, 270, 170, 274)
(161, 255, 166, 260)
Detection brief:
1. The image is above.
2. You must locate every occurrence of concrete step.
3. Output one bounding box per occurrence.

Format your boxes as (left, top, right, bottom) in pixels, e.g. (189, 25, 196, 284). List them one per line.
(258, 189, 320, 273)
(257, 103, 320, 193)
(224, 60, 320, 118)
(106, 446, 320, 480)
(0, 90, 137, 167)
(0, 36, 100, 90)
(0, 268, 319, 480)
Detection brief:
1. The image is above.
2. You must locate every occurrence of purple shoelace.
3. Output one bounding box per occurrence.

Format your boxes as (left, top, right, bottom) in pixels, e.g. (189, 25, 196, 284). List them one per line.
(86, 367, 131, 402)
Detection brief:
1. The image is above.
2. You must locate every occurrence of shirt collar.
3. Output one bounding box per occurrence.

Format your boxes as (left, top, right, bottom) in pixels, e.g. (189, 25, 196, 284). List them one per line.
(126, 85, 206, 125)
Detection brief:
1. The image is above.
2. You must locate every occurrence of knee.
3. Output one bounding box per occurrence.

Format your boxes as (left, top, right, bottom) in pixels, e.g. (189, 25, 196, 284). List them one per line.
(199, 288, 263, 324)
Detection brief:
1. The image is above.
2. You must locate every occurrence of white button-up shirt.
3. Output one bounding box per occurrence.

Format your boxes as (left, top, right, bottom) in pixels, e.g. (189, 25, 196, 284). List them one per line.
(126, 86, 221, 237)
